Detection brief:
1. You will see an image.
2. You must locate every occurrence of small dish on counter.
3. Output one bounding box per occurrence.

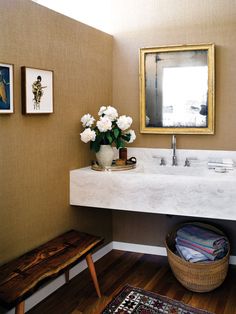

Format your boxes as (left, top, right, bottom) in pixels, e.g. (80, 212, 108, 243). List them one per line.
(91, 158, 136, 171)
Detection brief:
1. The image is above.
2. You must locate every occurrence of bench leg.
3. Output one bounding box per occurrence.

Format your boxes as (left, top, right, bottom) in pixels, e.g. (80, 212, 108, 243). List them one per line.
(15, 301, 25, 314)
(86, 253, 101, 298)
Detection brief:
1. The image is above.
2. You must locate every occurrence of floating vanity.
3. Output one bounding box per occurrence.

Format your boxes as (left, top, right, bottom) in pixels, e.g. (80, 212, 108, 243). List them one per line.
(70, 148, 236, 221)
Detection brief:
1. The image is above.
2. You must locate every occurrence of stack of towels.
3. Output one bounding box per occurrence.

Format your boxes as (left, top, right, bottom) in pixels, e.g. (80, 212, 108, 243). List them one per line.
(175, 224, 228, 263)
(207, 158, 234, 170)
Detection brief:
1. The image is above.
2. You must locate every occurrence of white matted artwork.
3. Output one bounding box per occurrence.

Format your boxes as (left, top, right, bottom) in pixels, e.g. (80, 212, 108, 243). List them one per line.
(0, 62, 14, 114)
(22, 67, 54, 114)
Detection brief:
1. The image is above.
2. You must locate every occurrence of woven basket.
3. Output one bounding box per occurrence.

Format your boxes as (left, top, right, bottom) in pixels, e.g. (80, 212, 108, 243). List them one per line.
(165, 222, 230, 293)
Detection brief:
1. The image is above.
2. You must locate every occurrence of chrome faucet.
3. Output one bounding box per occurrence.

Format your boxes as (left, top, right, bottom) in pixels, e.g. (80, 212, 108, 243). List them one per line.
(171, 135, 177, 166)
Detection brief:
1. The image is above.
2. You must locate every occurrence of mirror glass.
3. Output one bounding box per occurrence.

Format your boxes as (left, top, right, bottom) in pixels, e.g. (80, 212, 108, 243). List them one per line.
(139, 44, 215, 134)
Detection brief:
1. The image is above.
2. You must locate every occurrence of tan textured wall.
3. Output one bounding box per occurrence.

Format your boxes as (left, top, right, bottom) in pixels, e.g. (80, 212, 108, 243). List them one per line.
(111, 1, 236, 252)
(0, 0, 113, 264)
(112, 0, 236, 150)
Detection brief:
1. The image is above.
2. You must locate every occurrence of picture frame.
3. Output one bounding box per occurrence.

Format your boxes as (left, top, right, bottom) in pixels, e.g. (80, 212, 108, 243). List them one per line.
(21, 66, 54, 114)
(0, 62, 14, 114)
(139, 43, 215, 134)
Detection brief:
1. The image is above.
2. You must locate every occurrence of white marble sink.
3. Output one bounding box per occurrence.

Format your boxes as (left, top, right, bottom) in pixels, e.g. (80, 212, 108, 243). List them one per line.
(70, 148, 236, 221)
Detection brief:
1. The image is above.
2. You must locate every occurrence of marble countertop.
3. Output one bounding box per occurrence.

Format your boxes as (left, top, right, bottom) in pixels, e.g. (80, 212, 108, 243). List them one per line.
(70, 148, 236, 221)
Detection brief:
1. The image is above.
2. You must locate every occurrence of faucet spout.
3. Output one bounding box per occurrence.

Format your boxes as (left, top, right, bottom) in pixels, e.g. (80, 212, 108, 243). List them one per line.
(171, 135, 177, 166)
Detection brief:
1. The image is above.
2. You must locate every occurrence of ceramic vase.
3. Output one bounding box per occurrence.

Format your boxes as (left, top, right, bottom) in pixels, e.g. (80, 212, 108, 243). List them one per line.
(96, 145, 114, 167)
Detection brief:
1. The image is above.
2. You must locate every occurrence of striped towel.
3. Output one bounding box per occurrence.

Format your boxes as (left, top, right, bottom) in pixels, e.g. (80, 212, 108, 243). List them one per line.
(176, 237, 226, 260)
(176, 224, 227, 249)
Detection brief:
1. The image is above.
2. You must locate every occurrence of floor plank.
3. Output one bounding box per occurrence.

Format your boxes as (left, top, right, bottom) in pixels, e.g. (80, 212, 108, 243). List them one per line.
(27, 250, 236, 314)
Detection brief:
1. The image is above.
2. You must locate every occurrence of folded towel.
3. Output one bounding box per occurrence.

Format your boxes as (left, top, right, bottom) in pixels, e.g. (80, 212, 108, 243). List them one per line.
(207, 158, 235, 170)
(208, 164, 234, 170)
(176, 224, 227, 249)
(176, 245, 209, 263)
(176, 237, 226, 260)
(176, 237, 224, 254)
(208, 158, 234, 165)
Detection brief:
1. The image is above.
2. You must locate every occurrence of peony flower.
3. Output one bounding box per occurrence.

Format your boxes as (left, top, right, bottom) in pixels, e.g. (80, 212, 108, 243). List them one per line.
(117, 115, 132, 130)
(98, 106, 107, 116)
(103, 106, 118, 121)
(96, 116, 112, 132)
(81, 114, 95, 128)
(80, 128, 96, 143)
(125, 129, 136, 143)
(80, 105, 136, 152)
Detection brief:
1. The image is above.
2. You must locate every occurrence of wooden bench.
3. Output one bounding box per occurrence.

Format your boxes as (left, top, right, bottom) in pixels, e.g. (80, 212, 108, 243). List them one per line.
(0, 230, 103, 314)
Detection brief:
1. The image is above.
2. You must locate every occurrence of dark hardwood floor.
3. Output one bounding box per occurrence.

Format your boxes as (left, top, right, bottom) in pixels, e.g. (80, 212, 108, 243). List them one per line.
(28, 250, 236, 314)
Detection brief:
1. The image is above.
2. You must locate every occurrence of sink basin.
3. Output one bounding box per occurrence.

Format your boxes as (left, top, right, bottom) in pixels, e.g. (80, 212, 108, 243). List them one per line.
(136, 164, 235, 177)
(139, 165, 205, 176)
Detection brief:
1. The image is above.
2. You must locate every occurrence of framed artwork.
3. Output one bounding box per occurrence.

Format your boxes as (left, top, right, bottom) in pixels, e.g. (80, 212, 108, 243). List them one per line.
(21, 67, 54, 114)
(0, 62, 14, 114)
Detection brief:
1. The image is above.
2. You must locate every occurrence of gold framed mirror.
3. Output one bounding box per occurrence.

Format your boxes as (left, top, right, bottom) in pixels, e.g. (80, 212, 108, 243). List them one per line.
(139, 43, 215, 134)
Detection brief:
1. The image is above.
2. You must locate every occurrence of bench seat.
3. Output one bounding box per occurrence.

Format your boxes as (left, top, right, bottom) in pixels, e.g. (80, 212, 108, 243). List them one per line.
(0, 230, 103, 314)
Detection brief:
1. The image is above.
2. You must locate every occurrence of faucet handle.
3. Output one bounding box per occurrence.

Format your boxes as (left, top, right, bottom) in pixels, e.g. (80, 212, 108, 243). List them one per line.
(184, 158, 190, 167)
(160, 158, 166, 166)
(184, 157, 198, 167)
(152, 155, 166, 166)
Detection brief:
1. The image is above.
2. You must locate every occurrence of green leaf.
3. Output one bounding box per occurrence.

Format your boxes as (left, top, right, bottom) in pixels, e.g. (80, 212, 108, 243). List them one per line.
(94, 141, 101, 152)
(90, 141, 96, 152)
(106, 132, 113, 144)
(114, 128, 120, 139)
(90, 140, 100, 152)
(122, 133, 131, 142)
(96, 133, 103, 142)
(115, 138, 125, 149)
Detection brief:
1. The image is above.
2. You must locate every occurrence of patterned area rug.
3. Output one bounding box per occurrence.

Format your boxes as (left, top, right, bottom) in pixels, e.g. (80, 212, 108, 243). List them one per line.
(102, 285, 213, 314)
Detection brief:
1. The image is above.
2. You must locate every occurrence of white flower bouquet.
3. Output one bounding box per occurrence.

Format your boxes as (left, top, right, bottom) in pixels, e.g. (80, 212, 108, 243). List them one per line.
(80, 105, 136, 152)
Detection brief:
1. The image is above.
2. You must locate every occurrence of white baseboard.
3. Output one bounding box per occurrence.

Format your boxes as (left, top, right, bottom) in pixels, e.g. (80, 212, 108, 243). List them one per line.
(229, 255, 236, 265)
(113, 241, 236, 266)
(3, 241, 235, 313)
(113, 241, 167, 256)
(113, 241, 166, 256)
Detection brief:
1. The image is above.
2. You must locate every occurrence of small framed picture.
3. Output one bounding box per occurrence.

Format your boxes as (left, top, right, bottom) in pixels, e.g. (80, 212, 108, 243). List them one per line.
(21, 67, 54, 114)
(0, 62, 14, 114)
